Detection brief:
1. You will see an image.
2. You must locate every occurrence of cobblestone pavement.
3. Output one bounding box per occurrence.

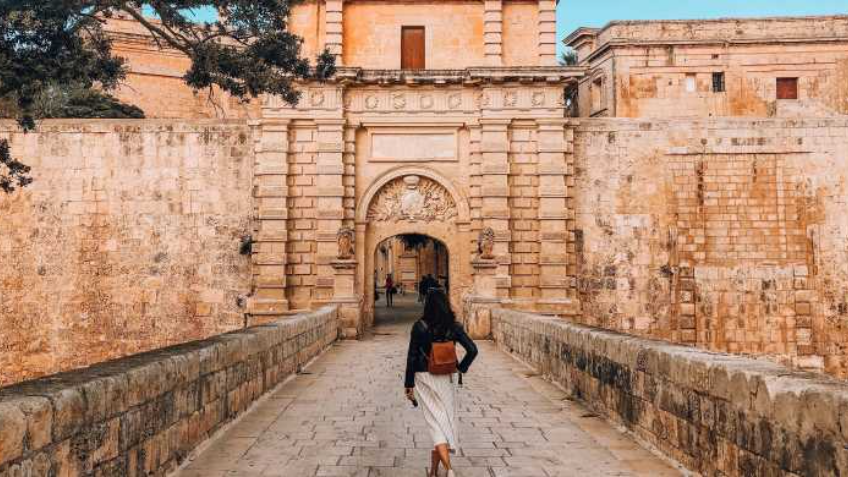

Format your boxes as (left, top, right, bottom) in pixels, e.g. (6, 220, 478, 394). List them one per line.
(175, 294, 682, 477)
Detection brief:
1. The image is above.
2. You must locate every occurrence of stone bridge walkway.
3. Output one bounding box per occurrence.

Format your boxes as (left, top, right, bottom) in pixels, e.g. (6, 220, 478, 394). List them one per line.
(174, 295, 682, 477)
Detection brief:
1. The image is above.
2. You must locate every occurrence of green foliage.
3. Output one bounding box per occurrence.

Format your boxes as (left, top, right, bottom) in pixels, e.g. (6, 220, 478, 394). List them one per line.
(0, 140, 30, 193)
(0, 1, 336, 193)
(558, 49, 578, 66)
(1, 83, 145, 119)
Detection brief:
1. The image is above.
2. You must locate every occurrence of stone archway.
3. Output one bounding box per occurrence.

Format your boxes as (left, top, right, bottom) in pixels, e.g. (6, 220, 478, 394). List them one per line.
(355, 167, 471, 329)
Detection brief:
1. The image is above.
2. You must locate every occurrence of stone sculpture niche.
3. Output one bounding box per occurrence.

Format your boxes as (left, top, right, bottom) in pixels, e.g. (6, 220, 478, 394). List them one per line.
(337, 227, 355, 260)
(477, 227, 495, 260)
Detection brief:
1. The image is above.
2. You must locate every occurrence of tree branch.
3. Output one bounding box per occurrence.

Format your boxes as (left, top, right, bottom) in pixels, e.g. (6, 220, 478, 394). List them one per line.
(120, 7, 192, 55)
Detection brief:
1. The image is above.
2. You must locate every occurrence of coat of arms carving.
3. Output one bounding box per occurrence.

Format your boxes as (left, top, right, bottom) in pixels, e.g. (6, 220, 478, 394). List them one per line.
(367, 175, 458, 223)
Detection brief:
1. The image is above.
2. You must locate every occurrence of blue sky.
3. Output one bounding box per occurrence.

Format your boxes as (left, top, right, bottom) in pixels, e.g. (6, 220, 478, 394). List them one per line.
(557, 0, 848, 53)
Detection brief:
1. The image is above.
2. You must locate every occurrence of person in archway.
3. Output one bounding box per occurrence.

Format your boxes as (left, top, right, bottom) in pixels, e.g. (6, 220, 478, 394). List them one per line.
(404, 290, 478, 477)
(385, 274, 395, 307)
(418, 275, 428, 303)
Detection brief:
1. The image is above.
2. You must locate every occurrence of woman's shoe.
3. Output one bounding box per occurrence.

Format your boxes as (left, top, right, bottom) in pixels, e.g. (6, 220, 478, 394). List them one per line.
(446, 470, 456, 477)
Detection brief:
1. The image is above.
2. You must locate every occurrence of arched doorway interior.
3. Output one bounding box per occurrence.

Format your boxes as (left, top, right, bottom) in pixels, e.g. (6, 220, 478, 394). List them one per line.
(373, 234, 450, 318)
(356, 168, 471, 330)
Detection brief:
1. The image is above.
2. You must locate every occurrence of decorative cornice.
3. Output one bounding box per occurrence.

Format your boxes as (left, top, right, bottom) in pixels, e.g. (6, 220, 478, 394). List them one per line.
(333, 67, 583, 85)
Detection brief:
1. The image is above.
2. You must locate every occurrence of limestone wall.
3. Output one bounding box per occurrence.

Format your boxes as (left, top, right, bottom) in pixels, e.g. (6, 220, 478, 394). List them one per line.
(0, 120, 255, 386)
(572, 117, 848, 378)
(0, 306, 338, 477)
(106, 17, 260, 120)
(597, 16, 848, 45)
(492, 308, 848, 476)
(609, 43, 848, 118)
(342, 0, 485, 69)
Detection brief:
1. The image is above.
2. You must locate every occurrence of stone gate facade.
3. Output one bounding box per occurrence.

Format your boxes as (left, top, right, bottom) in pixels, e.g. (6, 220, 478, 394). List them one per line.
(248, 69, 581, 339)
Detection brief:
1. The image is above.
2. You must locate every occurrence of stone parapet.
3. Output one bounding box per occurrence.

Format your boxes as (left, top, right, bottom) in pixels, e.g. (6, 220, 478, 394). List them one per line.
(0, 307, 338, 476)
(492, 308, 848, 476)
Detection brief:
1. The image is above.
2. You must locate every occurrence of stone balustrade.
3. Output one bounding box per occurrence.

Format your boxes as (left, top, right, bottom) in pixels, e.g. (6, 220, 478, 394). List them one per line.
(492, 308, 848, 477)
(0, 307, 338, 477)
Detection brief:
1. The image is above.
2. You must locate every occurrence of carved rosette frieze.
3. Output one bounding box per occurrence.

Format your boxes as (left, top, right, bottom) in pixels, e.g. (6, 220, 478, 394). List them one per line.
(367, 175, 458, 223)
(343, 87, 562, 113)
(262, 87, 342, 111)
(345, 89, 475, 113)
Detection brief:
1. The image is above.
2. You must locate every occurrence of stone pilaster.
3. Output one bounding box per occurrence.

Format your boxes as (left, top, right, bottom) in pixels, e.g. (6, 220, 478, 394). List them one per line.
(536, 119, 577, 314)
(325, 0, 344, 64)
(483, 0, 503, 66)
(479, 118, 512, 299)
(248, 119, 291, 322)
(313, 119, 346, 304)
(538, 0, 557, 66)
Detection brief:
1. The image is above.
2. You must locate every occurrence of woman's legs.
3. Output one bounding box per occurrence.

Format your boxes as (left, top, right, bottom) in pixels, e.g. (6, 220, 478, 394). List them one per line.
(435, 443, 452, 471)
(429, 449, 440, 476)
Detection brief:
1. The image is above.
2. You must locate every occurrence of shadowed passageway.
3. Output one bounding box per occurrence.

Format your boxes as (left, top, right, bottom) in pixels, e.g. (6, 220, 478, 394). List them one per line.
(174, 294, 681, 476)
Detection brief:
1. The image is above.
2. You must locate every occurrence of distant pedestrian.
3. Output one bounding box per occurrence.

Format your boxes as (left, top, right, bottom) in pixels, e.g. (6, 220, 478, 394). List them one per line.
(385, 275, 395, 307)
(405, 290, 478, 477)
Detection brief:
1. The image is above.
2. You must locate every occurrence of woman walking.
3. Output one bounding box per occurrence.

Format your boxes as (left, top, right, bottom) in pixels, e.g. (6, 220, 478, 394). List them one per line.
(404, 290, 478, 477)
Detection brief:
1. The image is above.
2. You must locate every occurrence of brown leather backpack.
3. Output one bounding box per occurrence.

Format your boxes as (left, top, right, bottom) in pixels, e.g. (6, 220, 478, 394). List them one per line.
(421, 321, 458, 375)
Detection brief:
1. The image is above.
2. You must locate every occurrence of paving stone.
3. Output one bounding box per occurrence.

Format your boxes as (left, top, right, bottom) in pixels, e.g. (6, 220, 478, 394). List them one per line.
(172, 295, 681, 477)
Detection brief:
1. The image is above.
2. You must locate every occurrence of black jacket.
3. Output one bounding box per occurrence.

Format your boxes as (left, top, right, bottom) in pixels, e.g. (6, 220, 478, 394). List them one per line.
(404, 319, 478, 388)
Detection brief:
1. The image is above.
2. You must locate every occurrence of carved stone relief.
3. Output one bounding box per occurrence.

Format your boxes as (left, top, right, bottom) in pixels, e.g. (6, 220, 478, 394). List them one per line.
(367, 175, 458, 223)
(477, 227, 495, 259)
(337, 227, 355, 259)
(392, 93, 407, 110)
(503, 91, 518, 107)
(532, 91, 546, 107)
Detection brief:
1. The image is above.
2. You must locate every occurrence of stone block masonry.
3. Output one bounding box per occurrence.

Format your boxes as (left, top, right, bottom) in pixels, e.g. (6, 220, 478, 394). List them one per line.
(492, 308, 848, 477)
(572, 117, 848, 379)
(0, 306, 337, 477)
(0, 120, 255, 386)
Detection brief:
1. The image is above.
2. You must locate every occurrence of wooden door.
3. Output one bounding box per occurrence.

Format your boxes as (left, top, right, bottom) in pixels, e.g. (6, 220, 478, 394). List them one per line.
(776, 78, 798, 100)
(401, 27, 425, 70)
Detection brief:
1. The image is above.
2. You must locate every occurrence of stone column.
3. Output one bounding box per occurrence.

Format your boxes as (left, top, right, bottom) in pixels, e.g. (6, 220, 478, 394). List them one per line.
(480, 118, 513, 299)
(463, 117, 512, 338)
(313, 118, 362, 337)
(536, 119, 576, 314)
(538, 0, 557, 66)
(325, 0, 344, 65)
(483, 0, 503, 67)
(313, 118, 346, 304)
(248, 120, 291, 323)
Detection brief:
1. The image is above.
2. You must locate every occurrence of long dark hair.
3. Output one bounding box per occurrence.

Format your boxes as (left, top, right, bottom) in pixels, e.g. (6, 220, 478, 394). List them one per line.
(422, 289, 456, 339)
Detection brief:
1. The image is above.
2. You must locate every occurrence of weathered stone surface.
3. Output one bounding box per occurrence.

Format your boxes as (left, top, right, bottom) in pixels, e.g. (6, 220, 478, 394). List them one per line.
(0, 402, 26, 466)
(0, 307, 337, 476)
(0, 121, 254, 386)
(567, 15, 848, 118)
(493, 307, 848, 477)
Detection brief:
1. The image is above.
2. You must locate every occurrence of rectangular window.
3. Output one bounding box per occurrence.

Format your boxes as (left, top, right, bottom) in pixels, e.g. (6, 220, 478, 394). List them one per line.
(401, 26, 425, 69)
(712, 72, 725, 93)
(777, 77, 798, 100)
(685, 73, 697, 93)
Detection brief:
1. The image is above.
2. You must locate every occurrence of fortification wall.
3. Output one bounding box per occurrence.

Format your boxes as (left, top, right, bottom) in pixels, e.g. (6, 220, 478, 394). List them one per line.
(572, 117, 848, 378)
(0, 120, 255, 386)
(492, 308, 848, 476)
(0, 306, 337, 476)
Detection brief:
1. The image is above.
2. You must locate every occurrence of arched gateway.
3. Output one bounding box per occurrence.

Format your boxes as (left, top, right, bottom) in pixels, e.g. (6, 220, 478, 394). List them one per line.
(247, 55, 580, 338)
(356, 167, 472, 329)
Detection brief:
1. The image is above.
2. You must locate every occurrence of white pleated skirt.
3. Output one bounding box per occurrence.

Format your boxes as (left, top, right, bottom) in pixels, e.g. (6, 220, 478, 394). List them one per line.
(414, 372, 459, 450)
